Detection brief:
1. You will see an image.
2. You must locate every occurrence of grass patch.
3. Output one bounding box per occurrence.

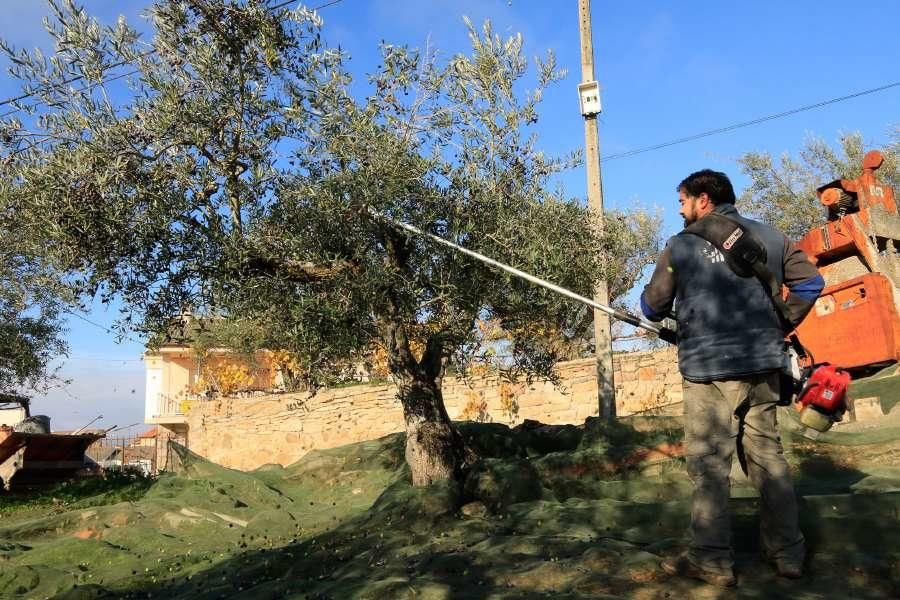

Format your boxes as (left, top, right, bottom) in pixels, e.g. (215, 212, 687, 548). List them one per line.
(0, 469, 153, 517)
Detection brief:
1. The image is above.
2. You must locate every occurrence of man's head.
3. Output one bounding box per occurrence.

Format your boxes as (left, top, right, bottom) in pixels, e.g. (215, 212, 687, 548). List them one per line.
(676, 169, 736, 226)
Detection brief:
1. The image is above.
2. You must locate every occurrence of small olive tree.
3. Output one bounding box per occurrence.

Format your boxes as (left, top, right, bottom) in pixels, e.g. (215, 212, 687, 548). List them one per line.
(1, 1, 660, 485)
(737, 130, 899, 239)
(0, 234, 68, 396)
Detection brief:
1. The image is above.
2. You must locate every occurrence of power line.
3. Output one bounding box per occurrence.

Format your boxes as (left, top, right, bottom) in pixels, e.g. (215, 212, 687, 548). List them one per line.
(0, 0, 348, 112)
(0, 2, 892, 164)
(64, 310, 116, 334)
(294, 0, 346, 9)
(63, 309, 145, 346)
(601, 81, 900, 162)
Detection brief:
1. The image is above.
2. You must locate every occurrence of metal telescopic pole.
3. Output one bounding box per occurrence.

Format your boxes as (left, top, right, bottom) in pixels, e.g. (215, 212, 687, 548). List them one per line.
(369, 209, 676, 344)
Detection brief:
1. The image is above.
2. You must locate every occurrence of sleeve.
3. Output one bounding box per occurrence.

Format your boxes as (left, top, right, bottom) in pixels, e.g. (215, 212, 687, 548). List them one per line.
(640, 244, 676, 322)
(781, 237, 824, 326)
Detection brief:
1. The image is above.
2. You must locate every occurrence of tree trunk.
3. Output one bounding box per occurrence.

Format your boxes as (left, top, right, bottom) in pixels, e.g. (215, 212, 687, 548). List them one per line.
(398, 374, 475, 487)
(378, 237, 476, 486)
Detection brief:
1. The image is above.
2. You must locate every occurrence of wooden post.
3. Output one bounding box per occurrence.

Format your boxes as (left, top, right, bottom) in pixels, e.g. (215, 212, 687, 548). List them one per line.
(578, 0, 616, 418)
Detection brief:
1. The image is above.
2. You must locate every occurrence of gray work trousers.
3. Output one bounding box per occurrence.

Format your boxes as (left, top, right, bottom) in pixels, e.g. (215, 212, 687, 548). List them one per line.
(682, 372, 805, 575)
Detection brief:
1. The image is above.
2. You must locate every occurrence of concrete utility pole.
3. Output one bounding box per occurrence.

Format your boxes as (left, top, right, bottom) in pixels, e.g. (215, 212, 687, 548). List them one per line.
(577, 0, 616, 419)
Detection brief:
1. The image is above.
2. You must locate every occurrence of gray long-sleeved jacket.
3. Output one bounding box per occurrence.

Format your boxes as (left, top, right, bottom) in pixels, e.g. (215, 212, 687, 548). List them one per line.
(640, 204, 824, 382)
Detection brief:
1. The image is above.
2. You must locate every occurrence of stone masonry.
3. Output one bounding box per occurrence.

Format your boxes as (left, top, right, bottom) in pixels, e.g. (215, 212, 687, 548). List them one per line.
(177, 347, 681, 471)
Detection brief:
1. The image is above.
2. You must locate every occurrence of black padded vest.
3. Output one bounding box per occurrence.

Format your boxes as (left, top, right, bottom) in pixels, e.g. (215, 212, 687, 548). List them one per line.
(669, 204, 786, 381)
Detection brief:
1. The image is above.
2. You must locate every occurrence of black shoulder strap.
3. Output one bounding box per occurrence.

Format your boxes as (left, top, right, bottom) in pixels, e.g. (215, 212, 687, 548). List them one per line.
(684, 212, 793, 328)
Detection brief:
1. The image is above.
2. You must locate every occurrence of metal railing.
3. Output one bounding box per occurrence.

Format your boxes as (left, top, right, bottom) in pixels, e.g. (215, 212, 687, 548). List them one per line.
(85, 435, 157, 476)
(152, 396, 185, 419)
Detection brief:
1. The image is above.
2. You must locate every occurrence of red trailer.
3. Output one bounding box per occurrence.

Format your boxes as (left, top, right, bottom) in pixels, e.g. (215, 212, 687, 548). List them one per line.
(0, 425, 105, 491)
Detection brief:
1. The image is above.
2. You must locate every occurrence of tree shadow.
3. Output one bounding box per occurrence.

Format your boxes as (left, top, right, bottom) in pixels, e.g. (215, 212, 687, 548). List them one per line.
(50, 417, 899, 599)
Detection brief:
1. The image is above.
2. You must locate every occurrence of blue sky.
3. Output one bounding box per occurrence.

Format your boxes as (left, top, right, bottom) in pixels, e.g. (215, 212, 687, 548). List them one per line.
(1, 0, 897, 430)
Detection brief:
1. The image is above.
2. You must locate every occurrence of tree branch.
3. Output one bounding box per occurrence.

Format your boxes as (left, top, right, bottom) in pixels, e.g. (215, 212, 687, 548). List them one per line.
(240, 254, 356, 283)
(420, 333, 445, 380)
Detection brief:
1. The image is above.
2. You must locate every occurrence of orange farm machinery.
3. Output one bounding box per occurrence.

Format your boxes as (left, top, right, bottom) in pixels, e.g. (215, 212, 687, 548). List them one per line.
(794, 150, 900, 371)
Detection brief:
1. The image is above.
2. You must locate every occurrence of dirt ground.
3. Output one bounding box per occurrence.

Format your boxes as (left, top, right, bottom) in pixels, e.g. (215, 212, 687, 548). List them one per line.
(1, 369, 897, 599)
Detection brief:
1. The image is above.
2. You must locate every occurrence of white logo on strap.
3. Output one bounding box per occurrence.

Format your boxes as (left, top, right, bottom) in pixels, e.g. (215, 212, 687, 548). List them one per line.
(723, 227, 743, 250)
(701, 241, 725, 264)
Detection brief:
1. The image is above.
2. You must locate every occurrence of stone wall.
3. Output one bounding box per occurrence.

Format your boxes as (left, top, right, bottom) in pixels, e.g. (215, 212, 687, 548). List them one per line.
(181, 348, 681, 471)
(614, 346, 682, 413)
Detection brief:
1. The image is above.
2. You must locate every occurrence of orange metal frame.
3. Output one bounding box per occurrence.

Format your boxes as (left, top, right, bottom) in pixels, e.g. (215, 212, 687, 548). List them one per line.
(794, 151, 899, 369)
(796, 273, 899, 369)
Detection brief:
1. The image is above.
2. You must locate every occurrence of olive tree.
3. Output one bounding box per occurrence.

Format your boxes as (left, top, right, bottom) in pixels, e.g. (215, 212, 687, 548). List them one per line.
(1, 1, 661, 485)
(0, 235, 68, 397)
(737, 130, 899, 239)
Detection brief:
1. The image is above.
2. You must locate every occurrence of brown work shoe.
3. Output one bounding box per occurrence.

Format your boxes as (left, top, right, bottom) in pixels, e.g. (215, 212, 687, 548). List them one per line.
(768, 557, 803, 579)
(661, 553, 737, 587)
(762, 550, 803, 579)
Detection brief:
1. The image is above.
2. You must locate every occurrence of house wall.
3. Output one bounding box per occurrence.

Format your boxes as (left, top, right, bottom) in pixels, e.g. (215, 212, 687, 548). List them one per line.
(145, 353, 194, 418)
(145, 350, 279, 420)
(0, 407, 26, 428)
(165, 355, 194, 410)
(180, 347, 681, 471)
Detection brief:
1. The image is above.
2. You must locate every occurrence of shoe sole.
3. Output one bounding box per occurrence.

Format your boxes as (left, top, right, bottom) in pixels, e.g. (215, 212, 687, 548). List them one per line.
(762, 555, 803, 579)
(661, 560, 736, 587)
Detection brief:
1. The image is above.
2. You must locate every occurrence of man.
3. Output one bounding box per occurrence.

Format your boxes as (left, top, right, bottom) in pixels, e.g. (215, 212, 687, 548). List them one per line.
(641, 169, 824, 587)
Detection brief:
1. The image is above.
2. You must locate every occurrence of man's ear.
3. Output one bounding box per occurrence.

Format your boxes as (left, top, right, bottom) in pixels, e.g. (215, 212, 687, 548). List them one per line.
(698, 192, 712, 210)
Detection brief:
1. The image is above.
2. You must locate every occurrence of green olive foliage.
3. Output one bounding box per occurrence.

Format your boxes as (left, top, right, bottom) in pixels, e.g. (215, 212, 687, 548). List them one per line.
(0, 234, 68, 396)
(1, 1, 661, 480)
(2, 2, 660, 385)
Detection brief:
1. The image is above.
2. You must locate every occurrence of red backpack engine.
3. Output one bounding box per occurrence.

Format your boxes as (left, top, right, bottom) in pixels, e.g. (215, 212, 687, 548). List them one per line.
(795, 364, 851, 432)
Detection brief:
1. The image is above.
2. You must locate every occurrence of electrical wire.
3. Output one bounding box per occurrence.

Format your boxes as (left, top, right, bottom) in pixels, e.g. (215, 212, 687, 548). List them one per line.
(601, 81, 900, 162)
(63, 309, 145, 346)
(0, 1, 892, 160)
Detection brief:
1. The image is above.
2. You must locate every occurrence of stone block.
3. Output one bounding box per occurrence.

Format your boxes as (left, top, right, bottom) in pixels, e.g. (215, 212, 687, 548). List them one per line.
(665, 372, 682, 385)
(548, 409, 577, 424)
(637, 367, 658, 381)
(574, 408, 596, 421)
(570, 381, 596, 395)
(666, 391, 683, 403)
(302, 419, 324, 433)
(619, 370, 637, 382)
(516, 395, 545, 408)
(852, 396, 884, 422)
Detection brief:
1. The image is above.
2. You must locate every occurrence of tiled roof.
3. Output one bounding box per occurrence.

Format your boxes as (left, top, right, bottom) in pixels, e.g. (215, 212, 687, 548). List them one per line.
(138, 426, 159, 439)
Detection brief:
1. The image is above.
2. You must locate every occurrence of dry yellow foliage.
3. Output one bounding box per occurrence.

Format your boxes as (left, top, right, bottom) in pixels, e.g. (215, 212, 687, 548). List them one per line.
(467, 363, 491, 377)
(268, 349, 306, 389)
(189, 359, 255, 397)
(498, 381, 522, 421)
(366, 340, 426, 378)
(459, 391, 489, 423)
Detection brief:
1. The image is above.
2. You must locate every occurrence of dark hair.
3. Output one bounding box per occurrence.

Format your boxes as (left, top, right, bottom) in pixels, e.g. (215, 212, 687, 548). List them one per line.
(677, 169, 736, 205)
